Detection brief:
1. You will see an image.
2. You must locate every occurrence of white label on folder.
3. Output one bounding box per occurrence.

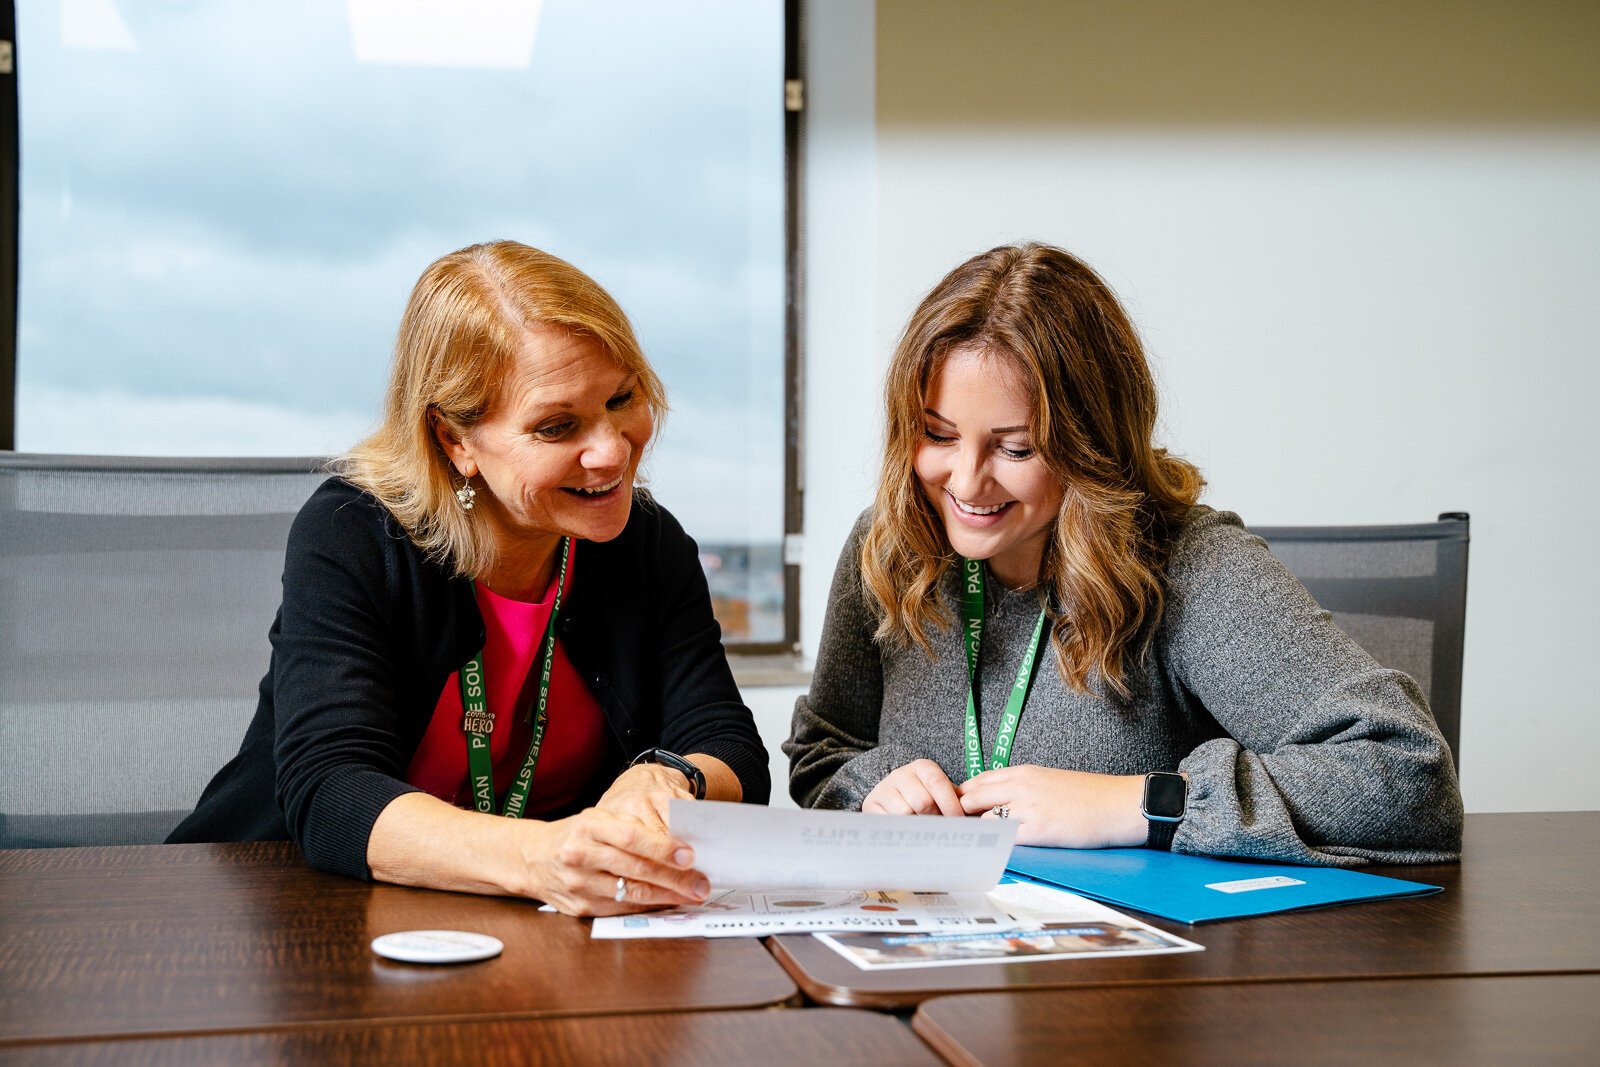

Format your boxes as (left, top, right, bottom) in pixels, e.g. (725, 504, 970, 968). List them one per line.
(1204, 875, 1306, 894)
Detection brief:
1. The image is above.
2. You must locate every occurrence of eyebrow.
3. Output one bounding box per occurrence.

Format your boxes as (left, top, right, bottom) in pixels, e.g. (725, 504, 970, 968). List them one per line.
(526, 373, 638, 412)
(923, 408, 1028, 434)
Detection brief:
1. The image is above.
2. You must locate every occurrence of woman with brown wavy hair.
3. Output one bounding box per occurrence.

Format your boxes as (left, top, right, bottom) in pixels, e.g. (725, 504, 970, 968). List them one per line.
(785, 243, 1462, 865)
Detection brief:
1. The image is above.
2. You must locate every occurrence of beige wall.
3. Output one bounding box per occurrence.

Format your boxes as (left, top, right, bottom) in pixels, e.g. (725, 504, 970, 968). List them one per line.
(878, 0, 1600, 127)
(783, 1, 1600, 812)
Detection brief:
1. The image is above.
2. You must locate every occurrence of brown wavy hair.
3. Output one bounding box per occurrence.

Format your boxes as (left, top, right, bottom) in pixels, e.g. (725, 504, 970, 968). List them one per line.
(861, 242, 1204, 696)
(336, 240, 666, 579)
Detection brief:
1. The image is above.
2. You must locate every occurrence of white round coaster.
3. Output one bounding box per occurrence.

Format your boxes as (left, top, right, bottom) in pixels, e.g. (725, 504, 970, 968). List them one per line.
(371, 930, 504, 964)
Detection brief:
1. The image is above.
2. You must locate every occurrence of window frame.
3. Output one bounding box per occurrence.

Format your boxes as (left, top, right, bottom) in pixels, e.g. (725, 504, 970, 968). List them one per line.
(0, 3, 17, 453)
(0, 0, 803, 656)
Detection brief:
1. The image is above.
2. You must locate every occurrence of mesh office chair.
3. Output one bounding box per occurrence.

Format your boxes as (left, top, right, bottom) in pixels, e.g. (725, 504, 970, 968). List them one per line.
(1248, 513, 1469, 766)
(0, 454, 329, 848)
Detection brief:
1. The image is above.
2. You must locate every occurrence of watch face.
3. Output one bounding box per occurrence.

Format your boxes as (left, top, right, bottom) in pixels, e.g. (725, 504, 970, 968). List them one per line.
(1144, 772, 1187, 819)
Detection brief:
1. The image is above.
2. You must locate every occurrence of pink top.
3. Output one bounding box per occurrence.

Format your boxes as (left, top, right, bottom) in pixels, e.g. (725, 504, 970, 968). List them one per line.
(406, 544, 607, 814)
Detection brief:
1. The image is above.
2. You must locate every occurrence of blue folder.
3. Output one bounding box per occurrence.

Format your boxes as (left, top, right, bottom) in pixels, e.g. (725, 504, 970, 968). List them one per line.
(1004, 845, 1442, 924)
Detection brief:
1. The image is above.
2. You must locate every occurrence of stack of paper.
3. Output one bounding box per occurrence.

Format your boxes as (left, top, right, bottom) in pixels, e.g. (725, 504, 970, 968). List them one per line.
(589, 803, 1206, 968)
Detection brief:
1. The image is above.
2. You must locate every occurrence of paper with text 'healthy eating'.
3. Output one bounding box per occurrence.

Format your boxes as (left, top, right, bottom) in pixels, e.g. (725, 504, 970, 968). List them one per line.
(668, 800, 1017, 892)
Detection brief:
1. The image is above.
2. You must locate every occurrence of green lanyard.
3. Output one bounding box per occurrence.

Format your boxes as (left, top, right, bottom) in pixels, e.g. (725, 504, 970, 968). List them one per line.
(961, 557, 1048, 778)
(459, 536, 572, 819)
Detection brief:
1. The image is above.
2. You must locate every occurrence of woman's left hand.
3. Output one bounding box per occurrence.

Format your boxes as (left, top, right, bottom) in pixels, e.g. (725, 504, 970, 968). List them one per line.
(957, 765, 1149, 848)
(596, 763, 696, 835)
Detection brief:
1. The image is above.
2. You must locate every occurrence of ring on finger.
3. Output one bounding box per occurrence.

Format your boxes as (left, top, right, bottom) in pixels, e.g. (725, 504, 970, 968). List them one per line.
(993, 804, 1011, 820)
(614, 876, 628, 903)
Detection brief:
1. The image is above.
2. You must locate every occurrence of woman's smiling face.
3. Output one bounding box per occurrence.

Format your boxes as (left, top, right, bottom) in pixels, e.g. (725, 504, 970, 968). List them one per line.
(440, 322, 653, 559)
(913, 345, 1064, 588)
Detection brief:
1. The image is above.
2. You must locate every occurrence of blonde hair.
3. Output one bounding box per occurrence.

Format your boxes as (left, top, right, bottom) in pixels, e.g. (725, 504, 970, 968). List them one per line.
(862, 242, 1204, 696)
(336, 240, 666, 578)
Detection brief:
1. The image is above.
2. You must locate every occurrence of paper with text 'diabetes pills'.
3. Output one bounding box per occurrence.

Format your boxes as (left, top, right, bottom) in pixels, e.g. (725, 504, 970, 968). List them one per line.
(668, 800, 1017, 892)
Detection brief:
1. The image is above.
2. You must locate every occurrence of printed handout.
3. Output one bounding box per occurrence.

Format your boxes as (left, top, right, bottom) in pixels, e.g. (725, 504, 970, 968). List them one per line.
(591, 887, 1016, 939)
(813, 881, 1204, 969)
(592, 876, 1207, 967)
(814, 920, 1200, 970)
(665, 800, 1017, 892)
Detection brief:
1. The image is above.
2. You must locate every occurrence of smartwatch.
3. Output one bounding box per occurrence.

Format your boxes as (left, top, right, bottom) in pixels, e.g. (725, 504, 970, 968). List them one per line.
(629, 748, 707, 800)
(1142, 771, 1187, 850)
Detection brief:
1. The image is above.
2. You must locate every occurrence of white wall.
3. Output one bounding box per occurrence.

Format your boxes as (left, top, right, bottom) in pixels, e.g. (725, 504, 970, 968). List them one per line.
(741, 0, 880, 810)
(782, 0, 1600, 813)
(745, 684, 805, 809)
(798, 0, 883, 663)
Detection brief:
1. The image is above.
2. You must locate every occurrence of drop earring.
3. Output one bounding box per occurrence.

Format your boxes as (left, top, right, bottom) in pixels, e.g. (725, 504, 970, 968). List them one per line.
(455, 475, 477, 511)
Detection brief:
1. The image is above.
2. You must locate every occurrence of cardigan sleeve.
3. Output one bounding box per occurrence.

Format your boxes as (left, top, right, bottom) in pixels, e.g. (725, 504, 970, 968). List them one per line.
(643, 501, 772, 804)
(1162, 510, 1464, 866)
(271, 483, 425, 879)
(784, 512, 912, 809)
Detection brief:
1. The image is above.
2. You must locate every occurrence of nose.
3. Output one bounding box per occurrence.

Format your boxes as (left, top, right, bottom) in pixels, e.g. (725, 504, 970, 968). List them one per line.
(945, 442, 991, 501)
(581, 415, 632, 471)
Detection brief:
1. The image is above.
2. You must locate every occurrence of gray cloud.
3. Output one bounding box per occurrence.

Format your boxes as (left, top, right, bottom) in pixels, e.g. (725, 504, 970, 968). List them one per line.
(18, 0, 784, 407)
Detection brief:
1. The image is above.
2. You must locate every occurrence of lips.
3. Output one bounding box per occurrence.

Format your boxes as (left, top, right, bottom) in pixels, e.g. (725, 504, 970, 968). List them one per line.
(950, 494, 1009, 516)
(945, 489, 1014, 527)
(562, 474, 624, 498)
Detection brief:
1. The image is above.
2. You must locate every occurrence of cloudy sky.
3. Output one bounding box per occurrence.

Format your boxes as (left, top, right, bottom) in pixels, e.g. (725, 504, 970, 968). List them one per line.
(14, 0, 785, 547)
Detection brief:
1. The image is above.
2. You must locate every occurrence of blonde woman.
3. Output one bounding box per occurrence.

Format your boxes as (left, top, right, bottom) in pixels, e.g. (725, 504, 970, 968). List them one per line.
(786, 242, 1461, 865)
(173, 241, 768, 913)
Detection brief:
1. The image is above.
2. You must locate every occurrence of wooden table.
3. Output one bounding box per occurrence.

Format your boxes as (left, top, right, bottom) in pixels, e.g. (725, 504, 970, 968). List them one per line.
(0, 842, 798, 1047)
(911, 974, 1600, 1066)
(771, 812, 1600, 1008)
(0, 1008, 942, 1066)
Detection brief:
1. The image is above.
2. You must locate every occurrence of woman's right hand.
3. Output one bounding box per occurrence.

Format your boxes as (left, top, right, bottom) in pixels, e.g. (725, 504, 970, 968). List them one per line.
(522, 807, 711, 917)
(861, 759, 965, 817)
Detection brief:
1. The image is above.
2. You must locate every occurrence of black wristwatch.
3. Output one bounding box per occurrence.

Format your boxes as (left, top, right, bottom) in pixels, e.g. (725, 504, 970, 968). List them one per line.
(1142, 771, 1187, 850)
(630, 748, 707, 800)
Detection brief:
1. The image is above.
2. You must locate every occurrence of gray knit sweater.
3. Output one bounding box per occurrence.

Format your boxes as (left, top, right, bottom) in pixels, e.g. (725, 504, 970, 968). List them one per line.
(785, 508, 1464, 866)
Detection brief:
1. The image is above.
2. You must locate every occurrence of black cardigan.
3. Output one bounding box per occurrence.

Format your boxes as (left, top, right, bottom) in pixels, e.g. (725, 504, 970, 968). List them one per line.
(169, 478, 770, 880)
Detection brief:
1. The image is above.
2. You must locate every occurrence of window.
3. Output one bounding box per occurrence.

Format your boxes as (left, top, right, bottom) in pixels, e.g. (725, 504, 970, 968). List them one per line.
(3, 0, 799, 649)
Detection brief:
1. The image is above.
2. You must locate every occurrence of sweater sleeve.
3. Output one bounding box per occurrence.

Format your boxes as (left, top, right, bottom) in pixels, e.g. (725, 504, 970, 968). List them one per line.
(784, 513, 912, 809)
(271, 484, 424, 879)
(645, 502, 771, 804)
(1162, 510, 1464, 866)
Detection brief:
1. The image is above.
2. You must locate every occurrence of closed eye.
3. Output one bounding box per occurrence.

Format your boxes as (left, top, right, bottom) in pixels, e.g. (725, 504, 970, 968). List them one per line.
(922, 429, 954, 445)
(532, 420, 576, 440)
(999, 445, 1035, 460)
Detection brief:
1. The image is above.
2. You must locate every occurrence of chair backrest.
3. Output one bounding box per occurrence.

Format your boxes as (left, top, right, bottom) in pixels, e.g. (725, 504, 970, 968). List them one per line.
(1247, 513, 1469, 767)
(0, 454, 329, 848)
